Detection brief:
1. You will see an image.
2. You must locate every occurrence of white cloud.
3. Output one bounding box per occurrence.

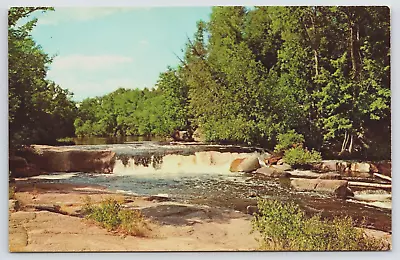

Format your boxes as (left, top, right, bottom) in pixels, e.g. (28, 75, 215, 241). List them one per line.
(47, 54, 144, 100)
(139, 40, 149, 46)
(36, 7, 150, 25)
(46, 54, 149, 100)
(50, 54, 133, 71)
(47, 77, 147, 101)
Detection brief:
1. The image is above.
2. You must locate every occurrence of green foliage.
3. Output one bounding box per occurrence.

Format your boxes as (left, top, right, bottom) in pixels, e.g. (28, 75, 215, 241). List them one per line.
(118, 209, 149, 237)
(283, 146, 322, 167)
(252, 199, 385, 251)
(274, 130, 305, 153)
(8, 7, 76, 148)
(9, 6, 390, 159)
(82, 197, 150, 236)
(178, 6, 390, 158)
(74, 74, 190, 138)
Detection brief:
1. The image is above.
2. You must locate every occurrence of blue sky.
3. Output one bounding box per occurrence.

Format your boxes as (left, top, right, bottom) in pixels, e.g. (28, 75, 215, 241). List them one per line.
(29, 7, 213, 101)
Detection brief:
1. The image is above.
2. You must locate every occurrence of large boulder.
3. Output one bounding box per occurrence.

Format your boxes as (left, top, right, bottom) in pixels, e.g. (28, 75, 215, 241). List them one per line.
(255, 167, 291, 178)
(229, 158, 245, 172)
(350, 162, 371, 173)
(372, 161, 391, 177)
(16, 145, 116, 175)
(9, 156, 42, 178)
(313, 160, 338, 172)
(229, 156, 261, 173)
(11, 163, 42, 178)
(9, 156, 28, 171)
(290, 178, 351, 198)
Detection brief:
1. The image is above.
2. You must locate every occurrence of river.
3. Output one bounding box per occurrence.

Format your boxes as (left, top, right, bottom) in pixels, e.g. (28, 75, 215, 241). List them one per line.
(32, 139, 392, 232)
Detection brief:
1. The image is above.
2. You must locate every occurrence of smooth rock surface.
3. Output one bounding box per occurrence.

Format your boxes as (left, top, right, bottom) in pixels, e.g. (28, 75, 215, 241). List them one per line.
(16, 145, 116, 175)
(350, 162, 371, 173)
(272, 163, 292, 172)
(230, 156, 260, 173)
(255, 167, 291, 178)
(290, 178, 351, 198)
(229, 158, 245, 172)
(315, 160, 338, 172)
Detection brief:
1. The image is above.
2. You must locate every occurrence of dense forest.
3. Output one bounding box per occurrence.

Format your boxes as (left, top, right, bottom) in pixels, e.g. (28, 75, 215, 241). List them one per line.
(9, 6, 391, 159)
(9, 7, 77, 149)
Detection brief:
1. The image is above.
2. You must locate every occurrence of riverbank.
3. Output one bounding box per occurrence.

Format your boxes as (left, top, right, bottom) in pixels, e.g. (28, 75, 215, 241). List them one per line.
(9, 180, 392, 252)
(9, 181, 260, 252)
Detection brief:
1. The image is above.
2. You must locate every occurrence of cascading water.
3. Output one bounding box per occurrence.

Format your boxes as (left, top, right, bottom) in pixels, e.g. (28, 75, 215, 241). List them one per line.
(112, 151, 262, 176)
(29, 141, 391, 232)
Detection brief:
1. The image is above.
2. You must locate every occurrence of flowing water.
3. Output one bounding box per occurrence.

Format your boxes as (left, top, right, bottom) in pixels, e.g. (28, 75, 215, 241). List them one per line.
(33, 141, 392, 232)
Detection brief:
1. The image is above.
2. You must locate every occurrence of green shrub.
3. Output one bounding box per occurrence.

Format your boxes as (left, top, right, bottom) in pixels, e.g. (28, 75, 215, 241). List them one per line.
(83, 197, 150, 236)
(252, 199, 385, 251)
(274, 130, 305, 154)
(118, 209, 149, 237)
(283, 146, 322, 167)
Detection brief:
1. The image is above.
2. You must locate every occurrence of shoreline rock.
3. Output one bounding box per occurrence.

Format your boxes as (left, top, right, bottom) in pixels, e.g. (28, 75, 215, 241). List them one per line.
(230, 156, 261, 173)
(255, 166, 291, 178)
(14, 145, 116, 176)
(290, 178, 352, 198)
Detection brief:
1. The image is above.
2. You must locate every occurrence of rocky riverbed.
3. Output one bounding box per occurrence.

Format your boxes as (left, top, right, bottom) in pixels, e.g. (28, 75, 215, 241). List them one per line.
(9, 143, 392, 251)
(9, 181, 391, 252)
(9, 181, 259, 252)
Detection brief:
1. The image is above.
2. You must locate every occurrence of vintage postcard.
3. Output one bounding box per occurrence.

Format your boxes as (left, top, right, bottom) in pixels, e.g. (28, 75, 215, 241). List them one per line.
(8, 6, 391, 252)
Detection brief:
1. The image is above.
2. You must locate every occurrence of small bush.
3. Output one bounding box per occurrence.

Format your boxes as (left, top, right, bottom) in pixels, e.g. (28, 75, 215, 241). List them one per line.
(118, 209, 149, 237)
(275, 130, 305, 154)
(283, 146, 322, 167)
(252, 199, 385, 251)
(82, 197, 150, 236)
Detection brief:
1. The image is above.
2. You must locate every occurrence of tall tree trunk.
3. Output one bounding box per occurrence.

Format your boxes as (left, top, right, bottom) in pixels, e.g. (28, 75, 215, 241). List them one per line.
(349, 23, 361, 80)
(341, 131, 349, 153)
(348, 133, 354, 153)
(314, 49, 319, 77)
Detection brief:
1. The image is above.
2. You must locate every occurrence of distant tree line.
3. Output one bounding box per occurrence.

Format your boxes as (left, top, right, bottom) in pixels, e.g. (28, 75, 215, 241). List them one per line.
(74, 70, 188, 137)
(9, 7, 390, 159)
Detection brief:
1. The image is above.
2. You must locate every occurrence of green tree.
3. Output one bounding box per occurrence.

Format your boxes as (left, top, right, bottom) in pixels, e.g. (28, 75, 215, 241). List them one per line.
(9, 7, 77, 147)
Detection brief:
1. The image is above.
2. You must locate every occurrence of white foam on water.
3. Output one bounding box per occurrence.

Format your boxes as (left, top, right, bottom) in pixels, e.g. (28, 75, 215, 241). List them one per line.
(115, 189, 139, 196)
(353, 194, 392, 202)
(30, 172, 78, 180)
(112, 151, 262, 177)
(347, 199, 392, 210)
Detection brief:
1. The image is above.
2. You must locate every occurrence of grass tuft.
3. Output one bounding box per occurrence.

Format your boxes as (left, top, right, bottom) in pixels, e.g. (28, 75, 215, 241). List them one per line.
(82, 196, 150, 237)
(252, 199, 386, 251)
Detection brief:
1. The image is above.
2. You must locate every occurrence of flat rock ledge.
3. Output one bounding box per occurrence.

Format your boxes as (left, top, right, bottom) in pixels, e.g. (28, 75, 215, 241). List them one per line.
(12, 145, 116, 177)
(290, 178, 353, 198)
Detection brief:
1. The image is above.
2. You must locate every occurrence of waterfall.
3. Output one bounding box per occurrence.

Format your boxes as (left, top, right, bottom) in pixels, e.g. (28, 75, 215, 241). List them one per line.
(112, 151, 262, 176)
